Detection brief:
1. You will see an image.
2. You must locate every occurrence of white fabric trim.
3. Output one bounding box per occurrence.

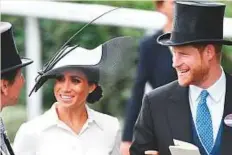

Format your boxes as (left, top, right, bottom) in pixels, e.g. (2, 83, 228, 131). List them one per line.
(53, 45, 102, 69)
(0, 22, 11, 34)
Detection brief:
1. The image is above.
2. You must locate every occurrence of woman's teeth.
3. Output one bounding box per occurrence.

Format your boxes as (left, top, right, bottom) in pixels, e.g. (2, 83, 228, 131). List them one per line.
(60, 95, 72, 99)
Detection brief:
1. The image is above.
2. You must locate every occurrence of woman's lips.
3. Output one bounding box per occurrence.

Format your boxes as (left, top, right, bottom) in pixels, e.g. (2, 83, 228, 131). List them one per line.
(59, 94, 73, 103)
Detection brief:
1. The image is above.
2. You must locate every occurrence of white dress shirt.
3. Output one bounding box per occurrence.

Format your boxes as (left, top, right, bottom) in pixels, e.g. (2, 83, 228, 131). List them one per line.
(13, 103, 121, 155)
(189, 69, 226, 142)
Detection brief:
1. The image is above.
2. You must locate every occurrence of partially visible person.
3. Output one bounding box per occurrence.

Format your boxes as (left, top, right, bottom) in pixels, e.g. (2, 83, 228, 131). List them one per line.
(121, 1, 176, 155)
(0, 22, 33, 155)
(131, 1, 232, 155)
(13, 39, 124, 155)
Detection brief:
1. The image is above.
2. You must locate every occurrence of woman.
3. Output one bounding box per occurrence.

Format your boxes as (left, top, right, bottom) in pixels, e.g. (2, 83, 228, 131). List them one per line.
(12, 37, 132, 155)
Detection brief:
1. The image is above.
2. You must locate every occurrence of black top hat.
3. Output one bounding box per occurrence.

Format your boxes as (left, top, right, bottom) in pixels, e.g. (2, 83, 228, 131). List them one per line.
(1, 22, 33, 75)
(157, 1, 232, 46)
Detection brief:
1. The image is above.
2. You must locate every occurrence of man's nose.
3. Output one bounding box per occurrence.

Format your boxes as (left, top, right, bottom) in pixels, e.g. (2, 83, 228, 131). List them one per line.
(172, 54, 181, 68)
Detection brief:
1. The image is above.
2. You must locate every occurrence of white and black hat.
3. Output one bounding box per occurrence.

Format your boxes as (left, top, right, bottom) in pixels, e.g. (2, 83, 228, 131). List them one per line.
(1, 22, 33, 74)
(29, 36, 136, 99)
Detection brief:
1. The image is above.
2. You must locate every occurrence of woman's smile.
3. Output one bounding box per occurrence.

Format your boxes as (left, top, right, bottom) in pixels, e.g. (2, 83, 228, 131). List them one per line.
(59, 94, 74, 103)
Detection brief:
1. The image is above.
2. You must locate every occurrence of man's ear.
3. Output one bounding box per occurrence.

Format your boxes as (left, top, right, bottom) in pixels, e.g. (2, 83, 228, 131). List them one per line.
(89, 84, 97, 94)
(1, 80, 9, 96)
(205, 44, 216, 61)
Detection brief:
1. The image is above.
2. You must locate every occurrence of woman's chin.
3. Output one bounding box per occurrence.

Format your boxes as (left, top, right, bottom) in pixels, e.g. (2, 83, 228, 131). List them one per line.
(58, 101, 75, 107)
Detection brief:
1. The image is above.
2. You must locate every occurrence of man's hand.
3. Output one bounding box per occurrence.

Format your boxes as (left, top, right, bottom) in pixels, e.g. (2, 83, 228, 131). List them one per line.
(145, 150, 159, 155)
(120, 141, 132, 155)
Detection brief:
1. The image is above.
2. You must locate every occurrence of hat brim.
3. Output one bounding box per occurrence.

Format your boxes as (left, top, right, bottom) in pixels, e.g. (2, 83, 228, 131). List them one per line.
(157, 33, 232, 46)
(1, 57, 33, 74)
(28, 65, 99, 97)
(43, 65, 99, 80)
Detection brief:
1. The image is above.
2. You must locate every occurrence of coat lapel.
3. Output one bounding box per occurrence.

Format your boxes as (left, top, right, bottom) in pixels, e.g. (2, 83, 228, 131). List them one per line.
(221, 73, 232, 155)
(167, 83, 193, 143)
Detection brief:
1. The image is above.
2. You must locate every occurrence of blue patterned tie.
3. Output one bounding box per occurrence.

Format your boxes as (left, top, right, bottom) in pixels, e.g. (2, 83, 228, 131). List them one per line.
(196, 90, 213, 154)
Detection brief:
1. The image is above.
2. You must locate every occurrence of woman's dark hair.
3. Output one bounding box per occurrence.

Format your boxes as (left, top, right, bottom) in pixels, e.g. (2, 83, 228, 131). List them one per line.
(86, 83, 103, 104)
(79, 67, 103, 104)
(1, 69, 19, 85)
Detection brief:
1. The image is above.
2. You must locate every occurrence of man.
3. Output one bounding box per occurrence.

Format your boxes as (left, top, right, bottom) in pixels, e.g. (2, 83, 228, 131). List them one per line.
(121, 1, 176, 154)
(1, 22, 33, 155)
(130, 1, 232, 155)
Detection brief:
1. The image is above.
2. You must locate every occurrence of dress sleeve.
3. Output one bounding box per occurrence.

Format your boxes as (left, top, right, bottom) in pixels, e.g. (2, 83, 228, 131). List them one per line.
(110, 119, 121, 155)
(14, 123, 36, 155)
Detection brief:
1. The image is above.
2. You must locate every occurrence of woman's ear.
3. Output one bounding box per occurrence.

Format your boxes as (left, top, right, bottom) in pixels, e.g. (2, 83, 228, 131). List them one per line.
(1, 80, 9, 96)
(89, 83, 97, 94)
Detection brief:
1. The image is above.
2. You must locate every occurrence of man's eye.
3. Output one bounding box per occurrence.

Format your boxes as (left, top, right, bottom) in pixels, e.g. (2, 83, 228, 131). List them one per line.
(180, 52, 188, 56)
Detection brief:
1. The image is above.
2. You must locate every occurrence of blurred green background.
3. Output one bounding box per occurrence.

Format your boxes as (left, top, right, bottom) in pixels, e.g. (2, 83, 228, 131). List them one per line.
(1, 0, 232, 142)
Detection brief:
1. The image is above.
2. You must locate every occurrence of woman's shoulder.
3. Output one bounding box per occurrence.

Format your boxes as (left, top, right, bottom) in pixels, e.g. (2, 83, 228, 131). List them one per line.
(93, 110, 118, 121)
(18, 108, 55, 134)
(89, 108, 120, 130)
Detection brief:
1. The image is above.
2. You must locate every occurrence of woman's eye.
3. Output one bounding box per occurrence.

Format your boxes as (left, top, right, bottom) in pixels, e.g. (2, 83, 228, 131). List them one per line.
(56, 76, 64, 82)
(72, 78, 80, 84)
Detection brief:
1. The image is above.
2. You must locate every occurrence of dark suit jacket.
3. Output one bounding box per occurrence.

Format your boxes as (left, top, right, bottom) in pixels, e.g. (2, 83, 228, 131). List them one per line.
(130, 74, 232, 155)
(122, 31, 177, 141)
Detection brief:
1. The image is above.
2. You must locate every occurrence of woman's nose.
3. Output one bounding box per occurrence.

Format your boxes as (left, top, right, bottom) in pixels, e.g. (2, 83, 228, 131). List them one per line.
(62, 80, 71, 91)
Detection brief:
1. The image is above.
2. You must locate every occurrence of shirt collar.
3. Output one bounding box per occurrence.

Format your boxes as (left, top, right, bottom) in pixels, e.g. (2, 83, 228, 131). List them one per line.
(189, 85, 202, 102)
(41, 103, 104, 131)
(190, 68, 226, 103)
(40, 103, 60, 130)
(85, 105, 104, 130)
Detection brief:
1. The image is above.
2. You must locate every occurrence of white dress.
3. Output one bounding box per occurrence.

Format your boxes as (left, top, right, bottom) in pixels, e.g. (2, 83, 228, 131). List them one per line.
(13, 104, 121, 155)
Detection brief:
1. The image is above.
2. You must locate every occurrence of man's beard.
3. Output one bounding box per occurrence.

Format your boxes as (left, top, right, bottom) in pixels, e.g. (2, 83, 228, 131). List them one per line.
(190, 64, 209, 87)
